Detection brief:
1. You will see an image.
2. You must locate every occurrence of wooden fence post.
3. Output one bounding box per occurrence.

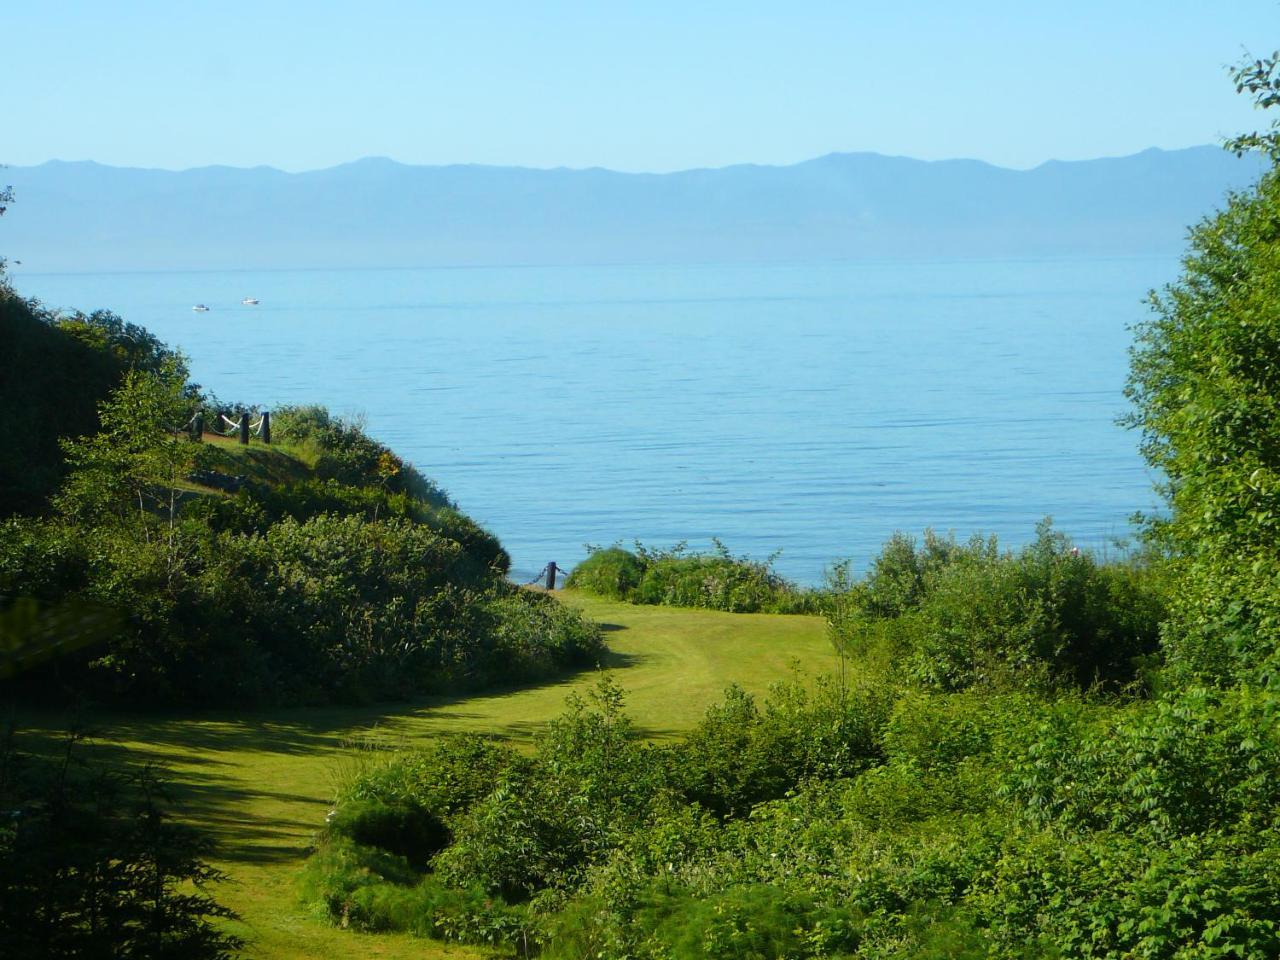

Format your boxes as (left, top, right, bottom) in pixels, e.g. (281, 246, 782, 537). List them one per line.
(192, 411, 203, 442)
(261, 411, 271, 445)
(239, 412, 250, 445)
(546, 562, 557, 590)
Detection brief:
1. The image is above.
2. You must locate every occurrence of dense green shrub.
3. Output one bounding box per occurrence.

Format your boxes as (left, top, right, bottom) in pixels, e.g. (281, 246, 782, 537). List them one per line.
(0, 290, 185, 516)
(305, 678, 895, 951)
(651, 884, 865, 960)
(1125, 165, 1280, 687)
(834, 522, 1165, 693)
(248, 478, 509, 575)
(270, 404, 451, 507)
(1, 513, 601, 704)
(1001, 686, 1280, 839)
(563, 546, 645, 599)
(336, 734, 521, 812)
(303, 673, 1280, 960)
(670, 676, 890, 818)
(568, 540, 824, 614)
(326, 799, 449, 869)
(434, 679, 664, 902)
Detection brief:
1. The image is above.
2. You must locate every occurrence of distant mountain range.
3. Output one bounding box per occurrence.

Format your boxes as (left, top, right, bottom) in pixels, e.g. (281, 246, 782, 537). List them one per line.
(2, 148, 1268, 271)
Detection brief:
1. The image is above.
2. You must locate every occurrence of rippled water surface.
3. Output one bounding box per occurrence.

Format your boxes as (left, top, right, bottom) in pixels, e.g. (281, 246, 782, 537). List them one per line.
(18, 259, 1174, 584)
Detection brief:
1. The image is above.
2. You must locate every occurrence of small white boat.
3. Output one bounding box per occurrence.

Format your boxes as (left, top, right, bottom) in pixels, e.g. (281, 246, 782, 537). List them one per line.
(241, 297, 260, 305)
(192, 304, 210, 312)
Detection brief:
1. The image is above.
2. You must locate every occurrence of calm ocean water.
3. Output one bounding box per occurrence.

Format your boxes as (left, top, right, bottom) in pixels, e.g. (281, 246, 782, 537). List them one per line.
(16, 259, 1174, 585)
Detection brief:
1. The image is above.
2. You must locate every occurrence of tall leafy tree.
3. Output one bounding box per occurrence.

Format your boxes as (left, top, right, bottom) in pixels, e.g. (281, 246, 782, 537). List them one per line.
(1125, 52, 1280, 686)
(58, 365, 199, 527)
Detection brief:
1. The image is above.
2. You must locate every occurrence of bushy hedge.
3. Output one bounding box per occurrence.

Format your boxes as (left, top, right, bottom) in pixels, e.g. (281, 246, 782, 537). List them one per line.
(0, 512, 600, 705)
(834, 522, 1166, 693)
(567, 541, 822, 614)
(303, 677, 1280, 959)
(245, 478, 508, 576)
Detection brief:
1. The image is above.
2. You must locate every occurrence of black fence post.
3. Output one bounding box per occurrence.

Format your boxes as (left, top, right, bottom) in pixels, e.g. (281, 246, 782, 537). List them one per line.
(546, 562, 557, 590)
(261, 411, 271, 445)
(239, 412, 250, 445)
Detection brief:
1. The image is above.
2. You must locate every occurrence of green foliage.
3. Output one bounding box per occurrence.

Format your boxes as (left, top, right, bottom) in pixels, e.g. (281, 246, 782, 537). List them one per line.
(1125, 162, 1280, 686)
(302, 668, 1280, 960)
(1123, 64, 1280, 688)
(0, 733, 241, 960)
(858, 529, 978, 619)
(326, 799, 449, 869)
(568, 540, 823, 614)
(0, 290, 184, 515)
(563, 546, 645, 599)
(671, 675, 890, 818)
(434, 678, 661, 901)
(249, 477, 508, 575)
(270, 404, 452, 509)
(1001, 686, 1280, 839)
(833, 522, 1165, 693)
(980, 826, 1280, 959)
(0, 508, 601, 704)
(0, 308, 598, 705)
(651, 884, 864, 960)
(57, 363, 201, 529)
(1227, 50, 1280, 160)
(334, 733, 521, 818)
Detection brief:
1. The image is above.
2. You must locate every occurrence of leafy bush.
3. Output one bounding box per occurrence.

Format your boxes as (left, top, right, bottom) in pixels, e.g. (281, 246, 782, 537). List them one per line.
(652, 884, 864, 960)
(670, 676, 890, 818)
(270, 404, 451, 508)
(335, 734, 522, 818)
(326, 799, 449, 869)
(249, 478, 509, 575)
(835, 522, 1165, 693)
(1125, 163, 1280, 687)
(568, 540, 824, 614)
(564, 546, 645, 599)
(304, 671, 1280, 960)
(0, 290, 187, 516)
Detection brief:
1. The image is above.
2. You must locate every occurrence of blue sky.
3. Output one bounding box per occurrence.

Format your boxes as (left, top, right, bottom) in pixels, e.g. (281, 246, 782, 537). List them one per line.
(5, 1, 1278, 172)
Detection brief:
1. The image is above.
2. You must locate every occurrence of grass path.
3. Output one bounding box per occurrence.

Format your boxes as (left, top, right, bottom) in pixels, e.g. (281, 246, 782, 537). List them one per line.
(16, 594, 835, 959)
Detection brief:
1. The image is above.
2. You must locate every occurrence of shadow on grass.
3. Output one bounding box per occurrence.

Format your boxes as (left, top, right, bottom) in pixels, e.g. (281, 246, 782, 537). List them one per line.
(8, 645, 648, 865)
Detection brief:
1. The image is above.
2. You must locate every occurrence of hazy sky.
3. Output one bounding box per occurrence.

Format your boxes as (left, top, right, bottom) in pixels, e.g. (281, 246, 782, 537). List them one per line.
(6, 1, 1278, 172)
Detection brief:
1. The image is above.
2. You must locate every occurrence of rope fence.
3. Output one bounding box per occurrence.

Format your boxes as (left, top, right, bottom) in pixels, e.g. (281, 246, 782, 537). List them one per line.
(171, 410, 273, 445)
(523, 562, 570, 590)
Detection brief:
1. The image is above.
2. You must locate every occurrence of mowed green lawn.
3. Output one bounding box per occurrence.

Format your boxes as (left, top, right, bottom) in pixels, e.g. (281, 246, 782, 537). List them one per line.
(14, 594, 835, 960)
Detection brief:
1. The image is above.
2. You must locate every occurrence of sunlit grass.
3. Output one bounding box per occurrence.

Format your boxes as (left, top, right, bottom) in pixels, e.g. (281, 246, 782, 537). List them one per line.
(14, 594, 834, 959)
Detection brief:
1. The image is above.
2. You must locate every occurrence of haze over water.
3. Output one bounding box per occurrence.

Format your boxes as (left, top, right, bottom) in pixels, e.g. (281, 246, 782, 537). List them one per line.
(18, 258, 1171, 585)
